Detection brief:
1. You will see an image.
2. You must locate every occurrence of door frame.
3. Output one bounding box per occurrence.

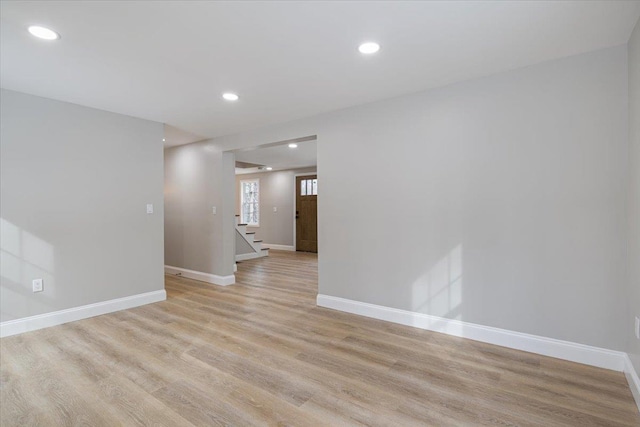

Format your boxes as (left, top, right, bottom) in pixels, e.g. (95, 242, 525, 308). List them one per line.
(292, 171, 317, 251)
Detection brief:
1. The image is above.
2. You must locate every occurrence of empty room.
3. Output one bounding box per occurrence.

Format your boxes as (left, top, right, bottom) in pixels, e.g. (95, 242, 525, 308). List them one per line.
(1, 1, 640, 425)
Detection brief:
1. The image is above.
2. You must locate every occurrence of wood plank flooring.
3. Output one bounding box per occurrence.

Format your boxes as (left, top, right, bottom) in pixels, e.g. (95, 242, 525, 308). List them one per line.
(1, 250, 639, 426)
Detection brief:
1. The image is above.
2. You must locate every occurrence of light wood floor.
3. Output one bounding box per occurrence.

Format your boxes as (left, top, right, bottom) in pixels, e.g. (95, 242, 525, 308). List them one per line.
(1, 250, 639, 426)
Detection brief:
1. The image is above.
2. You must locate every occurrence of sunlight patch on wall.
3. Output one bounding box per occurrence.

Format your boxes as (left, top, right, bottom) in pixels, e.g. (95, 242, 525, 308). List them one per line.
(0, 218, 56, 321)
(411, 244, 462, 320)
(0, 250, 22, 284)
(1, 218, 20, 257)
(23, 230, 55, 273)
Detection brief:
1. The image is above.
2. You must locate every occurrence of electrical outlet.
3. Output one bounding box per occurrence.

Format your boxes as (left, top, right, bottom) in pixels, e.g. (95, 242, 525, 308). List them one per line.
(635, 316, 640, 340)
(32, 278, 43, 293)
(212, 206, 217, 215)
(146, 204, 154, 214)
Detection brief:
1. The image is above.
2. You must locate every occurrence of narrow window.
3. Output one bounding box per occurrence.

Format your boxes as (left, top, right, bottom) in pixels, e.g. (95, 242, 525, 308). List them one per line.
(240, 179, 259, 226)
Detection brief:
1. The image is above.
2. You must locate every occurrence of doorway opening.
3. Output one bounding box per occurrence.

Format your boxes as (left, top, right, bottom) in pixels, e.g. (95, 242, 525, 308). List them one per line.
(228, 135, 318, 271)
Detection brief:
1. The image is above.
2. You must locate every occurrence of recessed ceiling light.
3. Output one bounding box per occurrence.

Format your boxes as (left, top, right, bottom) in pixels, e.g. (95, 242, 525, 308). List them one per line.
(222, 93, 239, 101)
(28, 25, 60, 40)
(358, 42, 380, 54)
(288, 143, 298, 148)
(266, 167, 273, 171)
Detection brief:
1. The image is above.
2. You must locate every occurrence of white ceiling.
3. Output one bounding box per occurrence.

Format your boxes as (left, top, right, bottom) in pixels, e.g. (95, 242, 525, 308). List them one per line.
(235, 139, 317, 175)
(2, 1, 639, 146)
(163, 124, 204, 148)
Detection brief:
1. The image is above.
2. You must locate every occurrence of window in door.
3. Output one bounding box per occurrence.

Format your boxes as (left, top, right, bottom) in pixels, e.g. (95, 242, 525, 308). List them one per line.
(300, 178, 318, 196)
(240, 179, 260, 226)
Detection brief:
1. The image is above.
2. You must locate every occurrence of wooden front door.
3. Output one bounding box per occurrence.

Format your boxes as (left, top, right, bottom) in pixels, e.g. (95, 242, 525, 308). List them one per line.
(296, 175, 317, 253)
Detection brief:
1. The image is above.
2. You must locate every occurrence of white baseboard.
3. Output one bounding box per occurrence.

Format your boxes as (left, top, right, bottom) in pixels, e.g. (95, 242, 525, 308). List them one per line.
(262, 243, 295, 251)
(165, 265, 235, 286)
(235, 252, 264, 261)
(316, 294, 626, 372)
(0, 290, 166, 338)
(624, 354, 640, 412)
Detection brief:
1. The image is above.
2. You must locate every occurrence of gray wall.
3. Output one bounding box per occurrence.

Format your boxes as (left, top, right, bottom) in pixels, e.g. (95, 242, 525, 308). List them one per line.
(628, 18, 640, 373)
(0, 89, 165, 322)
(236, 168, 316, 246)
(211, 46, 629, 351)
(164, 143, 235, 277)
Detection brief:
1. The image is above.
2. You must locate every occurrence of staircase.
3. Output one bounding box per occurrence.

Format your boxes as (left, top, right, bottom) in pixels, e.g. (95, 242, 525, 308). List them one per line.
(235, 215, 269, 261)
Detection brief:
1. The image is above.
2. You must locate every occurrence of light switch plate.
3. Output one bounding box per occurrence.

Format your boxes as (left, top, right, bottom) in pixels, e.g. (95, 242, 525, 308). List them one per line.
(212, 206, 217, 214)
(146, 204, 154, 214)
(32, 278, 43, 293)
(273, 207, 277, 213)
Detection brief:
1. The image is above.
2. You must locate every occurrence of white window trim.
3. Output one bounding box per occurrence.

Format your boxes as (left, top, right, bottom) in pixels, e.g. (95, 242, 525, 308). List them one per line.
(240, 178, 260, 227)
